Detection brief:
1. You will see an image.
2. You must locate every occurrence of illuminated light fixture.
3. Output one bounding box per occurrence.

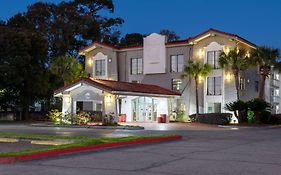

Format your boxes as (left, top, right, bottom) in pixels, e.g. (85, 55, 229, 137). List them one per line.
(105, 95, 112, 104)
(246, 51, 250, 57)
(198, 75, 204, 82)
(88, 58, 92, 65)
(108, 58, 112, 63)
(197, 48, 204, 58)
(225, 72, 231, 81)
(224, 46, 230, 55)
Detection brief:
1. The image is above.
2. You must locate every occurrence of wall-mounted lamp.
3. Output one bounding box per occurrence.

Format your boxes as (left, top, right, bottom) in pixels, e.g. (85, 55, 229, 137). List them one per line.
(108, 58, 112, 63)
(88, 58, 92, 66)
(197, 48, 204, 58)
(198, 75, 204, 83)
(225, 72, 231, 81)
(224, 46, 230, 55)
(105, 95, 112, 104)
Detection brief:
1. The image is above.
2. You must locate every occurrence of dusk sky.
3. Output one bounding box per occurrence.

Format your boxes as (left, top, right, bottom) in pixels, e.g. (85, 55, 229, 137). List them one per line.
(0, 0, 281, 50)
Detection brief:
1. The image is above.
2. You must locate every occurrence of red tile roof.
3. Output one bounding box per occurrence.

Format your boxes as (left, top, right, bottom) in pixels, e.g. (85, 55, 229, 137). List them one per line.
(54, 77, 180, 96)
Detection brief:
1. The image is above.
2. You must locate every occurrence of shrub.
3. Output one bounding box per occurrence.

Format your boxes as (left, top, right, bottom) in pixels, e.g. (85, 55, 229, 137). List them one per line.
(47, 109, 62, 124)
(247, 110, 255, 124)
(247, 98, 271, 123)
(225, 100, 247, 123)
(77, 111, 91, 124)
(102, 114, 117, 126)
(190, 113, 232, 125)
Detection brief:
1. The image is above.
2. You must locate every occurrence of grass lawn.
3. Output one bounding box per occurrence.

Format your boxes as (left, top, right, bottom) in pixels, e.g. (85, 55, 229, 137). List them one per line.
(0, 132, 172, 157)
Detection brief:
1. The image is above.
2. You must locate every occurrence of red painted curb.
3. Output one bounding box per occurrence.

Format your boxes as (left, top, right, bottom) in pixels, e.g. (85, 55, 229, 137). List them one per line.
(0, 135, 182, 164)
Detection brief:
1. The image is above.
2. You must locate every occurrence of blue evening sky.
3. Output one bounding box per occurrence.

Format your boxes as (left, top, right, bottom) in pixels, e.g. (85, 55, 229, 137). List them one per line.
(0, 0, 281, 50)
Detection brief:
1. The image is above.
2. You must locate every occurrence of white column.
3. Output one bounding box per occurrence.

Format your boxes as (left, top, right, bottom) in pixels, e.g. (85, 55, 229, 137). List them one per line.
(62, 94, 72, 115)
(72, 101, 77, 114)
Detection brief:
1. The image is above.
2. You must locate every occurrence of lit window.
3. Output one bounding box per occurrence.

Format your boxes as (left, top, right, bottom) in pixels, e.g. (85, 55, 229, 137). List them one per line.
(95, 60, 106, 76)
(131, 58, 143, 75)
(207, 77, 222, 95)
(207, 51, 221, 69)
(170, 55, 184, 72)
(172, 79, 182, 91)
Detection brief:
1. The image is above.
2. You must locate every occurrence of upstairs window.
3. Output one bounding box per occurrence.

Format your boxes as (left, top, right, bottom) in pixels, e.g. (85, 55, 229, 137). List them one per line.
(207, 51, 221, 69)
(171, 55, 184, 72)
(207, 77, 222, 95)
(172, 79, 182, 91)
(95, 60, 106, 76)
(131, 58, 143, 75)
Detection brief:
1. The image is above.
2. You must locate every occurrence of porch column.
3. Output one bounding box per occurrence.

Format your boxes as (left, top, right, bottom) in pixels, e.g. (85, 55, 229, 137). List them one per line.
(62, 94, 72, 115)
(72, 100, 77, 114)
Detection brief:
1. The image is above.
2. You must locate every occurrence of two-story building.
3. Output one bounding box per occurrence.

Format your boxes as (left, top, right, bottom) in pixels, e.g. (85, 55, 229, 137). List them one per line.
(54, 28, 281, 123)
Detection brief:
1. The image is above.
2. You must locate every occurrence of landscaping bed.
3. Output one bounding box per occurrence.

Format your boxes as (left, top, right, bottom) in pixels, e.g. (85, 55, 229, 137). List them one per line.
(0, 132, 181, 163)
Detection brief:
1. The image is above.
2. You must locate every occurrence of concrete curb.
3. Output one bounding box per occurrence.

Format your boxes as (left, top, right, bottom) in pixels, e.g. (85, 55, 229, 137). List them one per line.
(0, 135, 182, 164)
(31, 124, 145, 130)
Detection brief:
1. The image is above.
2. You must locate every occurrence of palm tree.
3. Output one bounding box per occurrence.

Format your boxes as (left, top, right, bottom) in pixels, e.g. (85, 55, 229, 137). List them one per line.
(219, 47, 249, 100)
(250, 46, 280, 99)
(182, 60, 212, 118)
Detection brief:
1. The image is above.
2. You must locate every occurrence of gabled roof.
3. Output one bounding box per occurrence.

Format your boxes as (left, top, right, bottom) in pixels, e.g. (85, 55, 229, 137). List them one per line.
(187, 28, 256, 48)
(79, 28, 256, 54)
(54, 77, 180, 97)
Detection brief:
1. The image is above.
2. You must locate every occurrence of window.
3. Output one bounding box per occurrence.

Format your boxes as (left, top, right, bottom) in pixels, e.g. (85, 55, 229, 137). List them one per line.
(239, 77, 246, 90)
(95, 60, 106, 76)
(207, 77, 222, 95)
(170, 55, 184, 72)
(172, 79, 182, 91)
(131, 58, 143, 75)
(207, 51, 221, 69)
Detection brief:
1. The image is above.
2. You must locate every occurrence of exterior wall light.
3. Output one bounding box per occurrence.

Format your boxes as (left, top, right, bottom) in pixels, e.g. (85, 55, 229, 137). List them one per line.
(223, 46, 230, 55)
(225, 72, 231, 81)
(105, 95, 112, 104)
(88, 58, 92, 66)
(198, 75, 204, 83)
(197, 49, 204, 58)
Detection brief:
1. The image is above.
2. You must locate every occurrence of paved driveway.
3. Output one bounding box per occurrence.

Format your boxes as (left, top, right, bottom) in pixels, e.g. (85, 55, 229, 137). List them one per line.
(0, 123, 281, 175)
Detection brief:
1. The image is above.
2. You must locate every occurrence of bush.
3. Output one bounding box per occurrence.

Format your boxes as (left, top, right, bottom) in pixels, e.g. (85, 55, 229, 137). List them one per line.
(102, 114, 117, 126)
(47, 109, 62, 124)
(224, 100, 247, 123)
(190, 113, 232, 125)
(268, 114, 281, 125)
(247, 98, 271, 123)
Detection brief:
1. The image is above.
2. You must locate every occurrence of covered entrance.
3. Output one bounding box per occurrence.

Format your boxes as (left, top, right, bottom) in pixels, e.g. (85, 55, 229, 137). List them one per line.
(54, 77, 180, 123)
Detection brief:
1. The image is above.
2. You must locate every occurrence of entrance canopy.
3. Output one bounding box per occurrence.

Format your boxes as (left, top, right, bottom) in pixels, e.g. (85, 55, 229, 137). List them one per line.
(54, 77, 180, 98)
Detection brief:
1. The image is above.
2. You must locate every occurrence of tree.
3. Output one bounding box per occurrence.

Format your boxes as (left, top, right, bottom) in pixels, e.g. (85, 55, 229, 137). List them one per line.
(250, 46, 280, 99)
(182, 60, 212, 118)
(219, 47, 249, 100)
(50, 55, 87, 86)
(120, 33, 144, 46)
(159, 29, 180, 42)
(0, 26, 49, 120)
(7, 0, 123, 58)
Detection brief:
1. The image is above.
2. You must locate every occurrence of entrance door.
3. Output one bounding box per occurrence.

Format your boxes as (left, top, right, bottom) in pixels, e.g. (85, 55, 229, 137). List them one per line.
(132, 97, 157, 122)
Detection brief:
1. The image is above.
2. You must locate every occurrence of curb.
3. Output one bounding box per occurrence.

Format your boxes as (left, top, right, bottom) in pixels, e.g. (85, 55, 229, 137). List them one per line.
(0, 135, 182, 164)
(31, 124, 145, 130)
